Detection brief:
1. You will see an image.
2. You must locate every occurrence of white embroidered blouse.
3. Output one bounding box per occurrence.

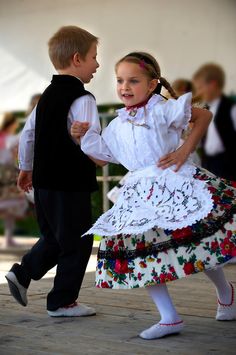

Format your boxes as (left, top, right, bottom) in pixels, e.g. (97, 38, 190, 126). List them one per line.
(81, 93, 192, 170)
(81, 93, 213, 235)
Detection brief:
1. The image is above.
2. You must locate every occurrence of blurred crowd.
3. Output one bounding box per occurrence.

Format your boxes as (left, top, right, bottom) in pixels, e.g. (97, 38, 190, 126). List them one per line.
(0, 94, 41, 248)
(0, 62, 236, 248)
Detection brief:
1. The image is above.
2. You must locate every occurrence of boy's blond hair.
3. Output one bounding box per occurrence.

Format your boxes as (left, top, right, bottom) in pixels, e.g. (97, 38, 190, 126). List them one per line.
(193, 63, 225, 89)
(48, 26, 98, 70)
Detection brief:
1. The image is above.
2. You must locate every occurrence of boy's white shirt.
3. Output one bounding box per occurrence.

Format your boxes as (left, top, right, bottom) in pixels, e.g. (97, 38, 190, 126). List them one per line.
(204, 98, 236, 156)
(18, 93, 114, 171)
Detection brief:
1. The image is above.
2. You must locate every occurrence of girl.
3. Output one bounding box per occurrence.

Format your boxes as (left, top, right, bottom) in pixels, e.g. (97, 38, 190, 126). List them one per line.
(72, 52, 236, 339)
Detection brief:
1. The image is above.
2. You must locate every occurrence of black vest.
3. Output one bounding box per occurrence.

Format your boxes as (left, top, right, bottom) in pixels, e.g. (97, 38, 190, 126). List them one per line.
(33, 75, 98, 192)
(214, 95, 236, 156)
(202, 95, 236, 179)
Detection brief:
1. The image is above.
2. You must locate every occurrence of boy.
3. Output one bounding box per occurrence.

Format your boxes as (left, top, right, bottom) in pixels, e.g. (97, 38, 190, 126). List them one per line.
(193, 63, 236, 181)
(5, 26, 109, 317)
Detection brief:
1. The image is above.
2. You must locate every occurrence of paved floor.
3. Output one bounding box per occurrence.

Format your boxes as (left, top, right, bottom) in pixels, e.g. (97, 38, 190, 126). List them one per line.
(0, 237, 236, 355)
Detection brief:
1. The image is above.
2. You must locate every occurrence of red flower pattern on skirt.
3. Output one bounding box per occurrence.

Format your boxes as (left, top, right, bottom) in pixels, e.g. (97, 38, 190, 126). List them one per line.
(220, 237, 236, 256)
(114, 259, 129, 274)
(183, 262, 195, 275)
(172, 226, 192, 240)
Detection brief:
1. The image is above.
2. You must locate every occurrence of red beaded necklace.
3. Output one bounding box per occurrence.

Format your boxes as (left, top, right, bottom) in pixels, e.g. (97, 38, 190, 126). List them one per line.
(126, 96, 151, 111)
(126, 97, 151, 129)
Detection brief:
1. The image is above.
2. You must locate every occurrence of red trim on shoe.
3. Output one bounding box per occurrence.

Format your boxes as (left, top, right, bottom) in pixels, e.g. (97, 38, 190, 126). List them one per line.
(159, 320, 183, 326)
(64, 302, 78, 309)
(218, 283, 234, 307)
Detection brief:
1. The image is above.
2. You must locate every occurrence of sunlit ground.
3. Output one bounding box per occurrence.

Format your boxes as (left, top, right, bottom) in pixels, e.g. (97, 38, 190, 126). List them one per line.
(0, 236, 98, 284)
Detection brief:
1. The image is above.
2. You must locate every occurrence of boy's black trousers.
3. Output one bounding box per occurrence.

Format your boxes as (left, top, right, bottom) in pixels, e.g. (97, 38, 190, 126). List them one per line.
(14, 189, 93, 311)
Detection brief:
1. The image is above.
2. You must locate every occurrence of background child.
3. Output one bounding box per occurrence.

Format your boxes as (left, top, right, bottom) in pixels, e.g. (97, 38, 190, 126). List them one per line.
(25, 93, 42, 117)
(166, 78, 194, 98)
(193, 63, 236, 181)
(0, 112, 28, 248)
(72, 52, 236, 340)
(5, 26, 106, 317)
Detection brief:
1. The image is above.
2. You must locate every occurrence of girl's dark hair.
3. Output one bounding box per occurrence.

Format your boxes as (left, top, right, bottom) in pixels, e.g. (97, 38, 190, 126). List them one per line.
(115, 52, 178, 99)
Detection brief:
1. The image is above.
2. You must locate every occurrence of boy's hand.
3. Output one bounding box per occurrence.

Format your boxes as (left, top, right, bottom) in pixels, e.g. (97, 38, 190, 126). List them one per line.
(17, 170, 33, 193)
(71, 121, 90, 139)
(158, 145, 190, 172)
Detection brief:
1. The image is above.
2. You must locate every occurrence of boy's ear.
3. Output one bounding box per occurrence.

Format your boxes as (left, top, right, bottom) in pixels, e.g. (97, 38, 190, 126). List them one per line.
(149, 79, 158, 93)
(72, 52, 82, 67)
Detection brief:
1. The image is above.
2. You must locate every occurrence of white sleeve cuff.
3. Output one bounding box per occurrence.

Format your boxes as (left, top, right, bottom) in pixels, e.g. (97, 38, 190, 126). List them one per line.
(18, 161, 33, 171)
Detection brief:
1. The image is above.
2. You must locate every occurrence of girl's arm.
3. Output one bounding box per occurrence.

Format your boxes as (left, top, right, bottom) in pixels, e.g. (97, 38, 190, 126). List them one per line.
(71, 121, 113, 167)
(158, 107, 212, 171)
(71, 122, 107, 167)
(69, 96, 118, 166)
(89, 156, 107, 167)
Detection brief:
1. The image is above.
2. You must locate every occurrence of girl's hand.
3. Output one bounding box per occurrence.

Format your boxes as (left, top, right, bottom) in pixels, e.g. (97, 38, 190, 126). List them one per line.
(158, 145, 190, 172)
(158, 107, 212, 172)
(71, 121, 90, 139)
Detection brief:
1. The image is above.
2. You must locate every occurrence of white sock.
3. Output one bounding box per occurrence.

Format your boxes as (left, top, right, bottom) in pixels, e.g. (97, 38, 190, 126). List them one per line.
(147, 283, 181, 324)
(204, 268, 232, 304)
(140, 284, 182, 340)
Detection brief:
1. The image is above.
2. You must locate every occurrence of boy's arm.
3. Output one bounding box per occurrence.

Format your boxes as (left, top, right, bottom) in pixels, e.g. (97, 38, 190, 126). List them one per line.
(69, 95, 117, 165)
(18, 107, 36, 191)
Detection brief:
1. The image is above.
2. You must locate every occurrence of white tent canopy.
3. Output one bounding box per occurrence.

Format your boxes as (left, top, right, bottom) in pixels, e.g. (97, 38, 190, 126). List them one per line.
(0, 0, 236, 111)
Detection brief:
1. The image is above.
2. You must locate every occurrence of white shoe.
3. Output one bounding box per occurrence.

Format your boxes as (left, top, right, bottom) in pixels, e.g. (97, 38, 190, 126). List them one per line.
(139, 320, 184, 340)
(5, 271, 28, 307)
(47, 302, 96, 317)
(216, 283, 236, 321)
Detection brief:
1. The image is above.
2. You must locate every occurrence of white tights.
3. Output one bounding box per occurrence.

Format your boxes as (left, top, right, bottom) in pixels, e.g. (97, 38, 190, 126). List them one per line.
(147, 267, 231, 323)
(204, 268, 231, 304)
(147, 283, 181, 324)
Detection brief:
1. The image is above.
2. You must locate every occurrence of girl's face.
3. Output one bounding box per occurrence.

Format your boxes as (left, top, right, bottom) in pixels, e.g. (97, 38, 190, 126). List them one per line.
(116, 62, 158, 107)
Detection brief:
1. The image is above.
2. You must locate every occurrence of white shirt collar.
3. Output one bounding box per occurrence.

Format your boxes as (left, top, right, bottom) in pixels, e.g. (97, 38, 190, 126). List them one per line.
(208, 97, 220, 110)
(207, 97, 221, 117)
(76, 76, 84, 84)
(116, 94, 164, 122)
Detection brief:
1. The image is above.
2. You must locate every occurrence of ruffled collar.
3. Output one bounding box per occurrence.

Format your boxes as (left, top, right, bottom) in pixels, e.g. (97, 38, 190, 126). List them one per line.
(116, 94, 164, 122)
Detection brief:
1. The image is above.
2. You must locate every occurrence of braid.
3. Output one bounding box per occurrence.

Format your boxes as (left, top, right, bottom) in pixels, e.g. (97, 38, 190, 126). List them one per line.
(159, 77, 178, 99)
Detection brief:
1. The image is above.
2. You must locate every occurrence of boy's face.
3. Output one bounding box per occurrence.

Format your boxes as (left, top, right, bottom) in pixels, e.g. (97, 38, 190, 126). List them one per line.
(78, 42, 99, 83)
(193, 77, 221, 103)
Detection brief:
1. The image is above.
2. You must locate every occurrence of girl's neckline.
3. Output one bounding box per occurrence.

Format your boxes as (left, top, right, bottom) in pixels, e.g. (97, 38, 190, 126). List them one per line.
(126, 96, 151, 111)
(117, 94, 164, 122)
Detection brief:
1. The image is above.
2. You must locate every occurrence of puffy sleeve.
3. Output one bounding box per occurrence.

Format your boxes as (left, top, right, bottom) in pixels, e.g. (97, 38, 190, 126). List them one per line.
(81, 124, 119, 164)
(69, 95, 119, 164)
(163, 92, 192, 130)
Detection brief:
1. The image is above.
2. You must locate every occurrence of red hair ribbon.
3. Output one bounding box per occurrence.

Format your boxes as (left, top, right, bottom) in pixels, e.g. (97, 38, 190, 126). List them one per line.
(140, 59, 146, 69)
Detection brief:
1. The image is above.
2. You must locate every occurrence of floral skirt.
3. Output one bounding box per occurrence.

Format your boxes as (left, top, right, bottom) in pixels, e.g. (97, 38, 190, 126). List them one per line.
(96, 168, 236, 289)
